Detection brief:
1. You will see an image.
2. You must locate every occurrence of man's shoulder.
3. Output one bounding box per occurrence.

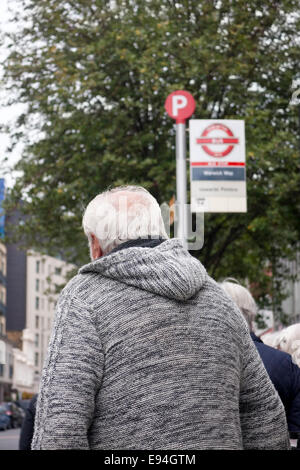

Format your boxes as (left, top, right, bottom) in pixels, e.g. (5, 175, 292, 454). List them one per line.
(196, 275, 249, 336)
(58, 270, 101, 308)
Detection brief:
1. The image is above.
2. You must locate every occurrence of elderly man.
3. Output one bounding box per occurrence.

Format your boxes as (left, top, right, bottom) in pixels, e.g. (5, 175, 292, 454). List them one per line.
(32, 186, 289, 450)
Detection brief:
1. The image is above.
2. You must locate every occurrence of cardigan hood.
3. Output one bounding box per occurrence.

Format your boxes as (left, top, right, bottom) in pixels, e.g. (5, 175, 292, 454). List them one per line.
(79, 238, 207, 301)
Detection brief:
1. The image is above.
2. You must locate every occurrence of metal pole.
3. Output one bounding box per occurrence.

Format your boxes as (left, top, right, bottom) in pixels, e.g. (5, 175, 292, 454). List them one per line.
(176, 123, 188, 250)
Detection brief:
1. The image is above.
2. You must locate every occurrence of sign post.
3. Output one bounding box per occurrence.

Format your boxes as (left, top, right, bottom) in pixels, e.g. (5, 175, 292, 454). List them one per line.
(165, 91, 196, 248)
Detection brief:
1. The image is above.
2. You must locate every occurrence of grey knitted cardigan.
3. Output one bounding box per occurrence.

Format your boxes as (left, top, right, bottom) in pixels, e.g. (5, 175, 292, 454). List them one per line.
(32, 238, 290, 450)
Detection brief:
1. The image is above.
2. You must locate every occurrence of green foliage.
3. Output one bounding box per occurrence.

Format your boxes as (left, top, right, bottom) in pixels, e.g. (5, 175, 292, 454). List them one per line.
(1, 0, 300, 320)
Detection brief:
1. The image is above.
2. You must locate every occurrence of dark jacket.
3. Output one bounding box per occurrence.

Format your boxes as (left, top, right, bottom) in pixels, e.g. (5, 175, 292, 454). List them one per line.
(19, 394, 38, 450)
(251, 333, 300, 433)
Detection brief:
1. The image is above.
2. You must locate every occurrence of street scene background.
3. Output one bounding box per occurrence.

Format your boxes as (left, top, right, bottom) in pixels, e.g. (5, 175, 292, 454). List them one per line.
(0, 0, 299, 451)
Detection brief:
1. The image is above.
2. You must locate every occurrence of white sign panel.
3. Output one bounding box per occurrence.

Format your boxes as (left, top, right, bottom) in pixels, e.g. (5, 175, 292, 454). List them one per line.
(189, 119, 247, 212)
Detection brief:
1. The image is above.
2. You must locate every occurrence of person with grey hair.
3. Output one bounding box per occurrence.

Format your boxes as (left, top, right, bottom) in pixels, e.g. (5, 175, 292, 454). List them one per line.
(221, 280, 300, 439)
(32, 186, 289, 450)
(219, 279, 258, 331)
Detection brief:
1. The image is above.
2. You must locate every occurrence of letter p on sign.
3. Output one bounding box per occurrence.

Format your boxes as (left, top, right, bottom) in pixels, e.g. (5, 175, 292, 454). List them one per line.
(172, 95, 188, 116)
(165, 90, 196, 124)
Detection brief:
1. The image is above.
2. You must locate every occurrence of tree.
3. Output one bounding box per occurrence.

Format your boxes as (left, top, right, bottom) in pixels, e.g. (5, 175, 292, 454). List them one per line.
(1, 0, 300, 320)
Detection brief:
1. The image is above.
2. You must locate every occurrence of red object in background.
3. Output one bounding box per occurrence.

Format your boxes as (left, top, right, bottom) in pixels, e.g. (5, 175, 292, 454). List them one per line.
(196, 123, 239, 158)
(165, 90, 196, 124)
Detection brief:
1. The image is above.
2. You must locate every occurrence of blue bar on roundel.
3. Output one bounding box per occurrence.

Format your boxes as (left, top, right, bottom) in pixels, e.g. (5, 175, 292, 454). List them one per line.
(192, 167, 245, 181)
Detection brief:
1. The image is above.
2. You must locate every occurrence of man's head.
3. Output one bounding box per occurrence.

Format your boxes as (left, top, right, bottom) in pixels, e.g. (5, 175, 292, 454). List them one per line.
(82, 185, 168, 260)
(220, 279, 257, 332)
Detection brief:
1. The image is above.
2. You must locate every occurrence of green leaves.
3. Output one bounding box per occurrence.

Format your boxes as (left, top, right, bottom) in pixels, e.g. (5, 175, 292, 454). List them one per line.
(2, 0, 300, 321)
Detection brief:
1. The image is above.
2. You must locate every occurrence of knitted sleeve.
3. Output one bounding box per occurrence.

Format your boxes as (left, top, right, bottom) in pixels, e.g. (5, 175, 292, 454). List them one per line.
(239, 325, 290, 450)
(31, 292, 104, 450)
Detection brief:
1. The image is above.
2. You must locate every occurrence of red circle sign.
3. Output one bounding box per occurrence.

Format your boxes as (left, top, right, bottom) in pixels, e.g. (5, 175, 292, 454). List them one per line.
(165, 90, 196, 124)
(196, 123, 239, 158)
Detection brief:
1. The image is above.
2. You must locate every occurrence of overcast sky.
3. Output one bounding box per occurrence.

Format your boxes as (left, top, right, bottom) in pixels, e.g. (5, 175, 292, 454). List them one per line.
(0, 0, 25, 188)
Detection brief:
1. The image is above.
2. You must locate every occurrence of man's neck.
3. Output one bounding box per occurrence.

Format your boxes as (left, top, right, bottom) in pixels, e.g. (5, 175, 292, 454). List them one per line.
(108, 237, 166, 256)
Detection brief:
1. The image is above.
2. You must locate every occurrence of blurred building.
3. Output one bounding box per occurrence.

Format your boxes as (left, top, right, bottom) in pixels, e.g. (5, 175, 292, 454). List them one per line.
(0, 337, 14, 403)
(0, 240, 14, 402)
(3, 197, 75, 395)
(26, 251, 74, 390)
(5, 208, 27, 346)
(0, 179, 6, 337)
(6, 250, 75, 395)
(0, 178, 4, 240)
(0, 242, 6, 337)
(281, 254, 300, 325)
(12, 328, 35, 397)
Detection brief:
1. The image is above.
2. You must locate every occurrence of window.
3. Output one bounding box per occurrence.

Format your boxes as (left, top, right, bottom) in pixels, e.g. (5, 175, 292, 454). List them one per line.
(35, 315, 39, 329)
(0, 364, 3, 376)
(9, 365, 13, 379)
(35, 297, 40, 310)
(35, 334, 39, 347)
(55, 267, 62, 275)
(36, 260, 40, 274)
(36, 279, 40, 292)
(35, 352, 39, 367)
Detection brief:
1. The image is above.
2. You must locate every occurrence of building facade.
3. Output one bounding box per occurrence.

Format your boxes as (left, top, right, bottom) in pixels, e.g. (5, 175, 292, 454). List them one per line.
(0, 241, 14, 402)
(0, 242, 6, 336)
(0, 338, 14, 403)
(281, 254, 300, 325)
(6, 242, 75, 395)
(26, 251, 75, 391)
(12, 328, 35, 397)
(1, 187, 76, 397)
(6, 208, 27, 344)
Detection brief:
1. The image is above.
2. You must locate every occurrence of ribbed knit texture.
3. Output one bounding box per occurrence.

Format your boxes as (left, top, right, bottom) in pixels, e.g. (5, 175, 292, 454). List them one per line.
(32, 239, 290, 450)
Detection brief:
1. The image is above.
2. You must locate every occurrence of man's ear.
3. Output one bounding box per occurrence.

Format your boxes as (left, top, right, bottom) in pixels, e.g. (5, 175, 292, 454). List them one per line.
(91, 234, 103, 260)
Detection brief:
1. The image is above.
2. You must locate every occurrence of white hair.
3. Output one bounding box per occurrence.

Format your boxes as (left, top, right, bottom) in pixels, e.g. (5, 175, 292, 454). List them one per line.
(219, 279, 257, 331)
(262, 331, 283, 349)
(82, 185, 168, 257)
(263, 324, 300, 367)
